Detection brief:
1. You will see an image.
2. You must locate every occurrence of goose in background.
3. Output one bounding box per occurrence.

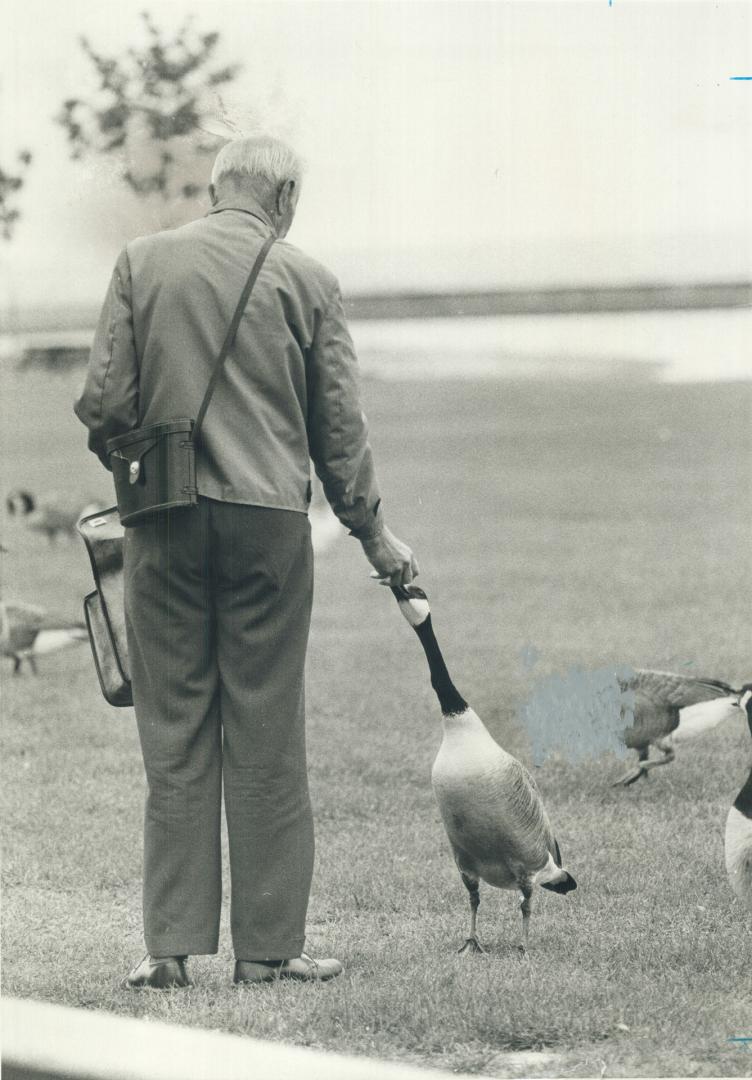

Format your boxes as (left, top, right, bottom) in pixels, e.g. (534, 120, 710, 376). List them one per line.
(308, 476, 344, 555)
(725, 686, 752, 908)
(613, 669, 745, 786)
(6, 490, 105, 543)
(391, 584, 576, 953)
(0, 600, 88, 674)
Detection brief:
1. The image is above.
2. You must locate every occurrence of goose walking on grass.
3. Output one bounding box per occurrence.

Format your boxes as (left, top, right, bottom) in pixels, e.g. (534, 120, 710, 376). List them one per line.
(0, 600, 88, 675)
(613, 669, 746, 787)
(6, 490, 104, 543)
(725, 686, 752, 908)
(391, 584, 576, 953)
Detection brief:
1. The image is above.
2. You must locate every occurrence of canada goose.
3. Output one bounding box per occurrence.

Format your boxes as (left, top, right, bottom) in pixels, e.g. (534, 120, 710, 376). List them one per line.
(392, 584, 576, 953)
(309, 478, 343, 555)
(725, 686, 752, 908)
(613, 669, 745, 786)
(0, 600, 88, 674)
(6, 490, 105, 543)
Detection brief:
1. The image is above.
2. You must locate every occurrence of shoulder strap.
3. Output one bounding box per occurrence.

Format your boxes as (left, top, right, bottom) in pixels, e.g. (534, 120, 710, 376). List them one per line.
(193, 235, 276, 443)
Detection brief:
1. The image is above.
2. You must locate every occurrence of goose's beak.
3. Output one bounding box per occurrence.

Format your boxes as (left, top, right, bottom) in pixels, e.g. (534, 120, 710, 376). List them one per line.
(391, 585, 412, 601)
(390, 584, 428, 602)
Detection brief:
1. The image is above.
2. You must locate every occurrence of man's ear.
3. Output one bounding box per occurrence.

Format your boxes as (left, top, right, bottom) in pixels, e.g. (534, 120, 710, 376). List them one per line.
(208, 182, 218, 206)
(277, 179, 296, 213)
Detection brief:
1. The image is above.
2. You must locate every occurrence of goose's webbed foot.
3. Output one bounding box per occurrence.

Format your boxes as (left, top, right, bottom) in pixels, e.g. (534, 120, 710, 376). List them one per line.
(612, 748, 650, 787)
(613, 745, 674, 787)
(612, 765, 647, 787)
(458, 936, 485, 955)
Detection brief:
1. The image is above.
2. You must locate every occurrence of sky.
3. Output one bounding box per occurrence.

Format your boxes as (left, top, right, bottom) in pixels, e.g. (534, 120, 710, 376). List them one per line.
(2, 0, 751, 312)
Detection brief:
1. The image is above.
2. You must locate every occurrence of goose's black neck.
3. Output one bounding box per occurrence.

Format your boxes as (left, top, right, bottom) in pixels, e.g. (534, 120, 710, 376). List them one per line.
(737, 698, 752, 816)
(414, 615, 468, 716)
(735, 769, 752, 817)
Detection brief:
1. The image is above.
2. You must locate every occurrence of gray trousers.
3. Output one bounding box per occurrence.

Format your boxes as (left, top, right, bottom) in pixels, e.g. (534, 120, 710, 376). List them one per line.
(123, 498, 314, 960)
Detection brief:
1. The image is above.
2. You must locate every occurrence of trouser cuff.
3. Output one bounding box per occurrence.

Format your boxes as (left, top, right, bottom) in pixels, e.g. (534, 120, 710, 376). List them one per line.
(146, 943, 219, 957)
(234, 939, 306, 962)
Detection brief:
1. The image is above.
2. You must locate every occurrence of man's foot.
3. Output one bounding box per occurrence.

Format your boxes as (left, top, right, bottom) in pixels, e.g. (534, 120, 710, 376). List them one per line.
(234, 953, 343, 984)
(122, 954, 191, 990)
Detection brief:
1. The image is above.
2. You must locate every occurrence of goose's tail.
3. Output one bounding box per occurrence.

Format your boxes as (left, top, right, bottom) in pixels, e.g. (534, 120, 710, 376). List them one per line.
(30, 625, 88, 655)
(541, 870, 577, 894)
(536, 839, 577, 893)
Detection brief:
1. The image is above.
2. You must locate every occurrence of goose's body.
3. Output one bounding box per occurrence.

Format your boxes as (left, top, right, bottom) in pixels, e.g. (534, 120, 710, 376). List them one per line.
(6, 490, 104, 543)
(725, 689, 752, 908)
(393, 585, 575, 951)
(432, 709, 564, 892)
(0, 600, 88, 674)
(614, 668, 743, 786)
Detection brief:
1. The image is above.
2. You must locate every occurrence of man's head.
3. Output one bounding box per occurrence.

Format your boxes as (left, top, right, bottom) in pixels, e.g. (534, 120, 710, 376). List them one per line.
(209, 135, 303, 238)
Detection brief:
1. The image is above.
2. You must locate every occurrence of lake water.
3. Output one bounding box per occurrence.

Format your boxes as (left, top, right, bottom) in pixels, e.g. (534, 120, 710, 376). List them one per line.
(351, 307, 751, 383)
(2, 306, 750, 383)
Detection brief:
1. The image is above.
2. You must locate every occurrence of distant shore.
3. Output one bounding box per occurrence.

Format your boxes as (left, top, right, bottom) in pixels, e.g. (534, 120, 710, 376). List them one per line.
(2, 281, 750, 334)
(344, 281, 752, 320)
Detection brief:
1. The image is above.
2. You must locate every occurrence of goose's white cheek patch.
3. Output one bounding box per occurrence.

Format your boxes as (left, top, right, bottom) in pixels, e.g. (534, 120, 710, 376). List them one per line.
(399, 598, 430, 627)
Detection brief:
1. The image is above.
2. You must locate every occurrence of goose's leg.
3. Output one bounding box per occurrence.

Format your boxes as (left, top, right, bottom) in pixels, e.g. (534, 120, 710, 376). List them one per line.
(519, 885, 533, 954)
(458, 872, 484, 954)
(612, 747, 650, 787)
(12, 655, 22, 676)
(637, 738, 675, 775)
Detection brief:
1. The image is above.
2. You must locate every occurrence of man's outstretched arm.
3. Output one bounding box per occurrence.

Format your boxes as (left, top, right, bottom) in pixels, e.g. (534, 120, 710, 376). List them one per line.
(307, 281, 418, 586)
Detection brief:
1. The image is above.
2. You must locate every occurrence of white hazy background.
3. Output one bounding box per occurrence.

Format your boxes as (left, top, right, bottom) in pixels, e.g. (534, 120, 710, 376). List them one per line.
(2, 0, 751, 312)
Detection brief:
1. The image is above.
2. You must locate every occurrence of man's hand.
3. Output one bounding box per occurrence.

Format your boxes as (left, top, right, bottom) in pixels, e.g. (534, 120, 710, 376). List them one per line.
(360, 525, 419, 587)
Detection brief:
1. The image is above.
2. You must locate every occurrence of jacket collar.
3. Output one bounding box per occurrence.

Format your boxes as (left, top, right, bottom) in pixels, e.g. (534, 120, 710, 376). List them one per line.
(207, 195, 276, 233)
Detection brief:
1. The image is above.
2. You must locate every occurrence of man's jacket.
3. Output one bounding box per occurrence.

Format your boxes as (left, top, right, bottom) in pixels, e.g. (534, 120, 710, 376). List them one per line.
(74, 195, 383, 539)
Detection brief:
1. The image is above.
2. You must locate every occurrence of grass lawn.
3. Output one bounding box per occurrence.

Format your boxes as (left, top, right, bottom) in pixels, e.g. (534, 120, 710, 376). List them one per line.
(1, 367, 751, 1077)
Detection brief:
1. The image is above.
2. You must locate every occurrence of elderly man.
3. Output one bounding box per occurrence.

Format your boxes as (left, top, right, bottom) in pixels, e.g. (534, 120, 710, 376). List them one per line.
(75, 135, 418, 988)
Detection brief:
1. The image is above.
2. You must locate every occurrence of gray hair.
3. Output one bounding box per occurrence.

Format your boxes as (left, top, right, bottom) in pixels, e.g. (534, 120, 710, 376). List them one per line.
(211, 135, 303, 191)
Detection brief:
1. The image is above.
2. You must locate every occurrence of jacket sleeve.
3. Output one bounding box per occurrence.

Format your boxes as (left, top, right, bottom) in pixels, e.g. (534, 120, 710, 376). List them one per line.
(307, 281, 384, 540)
(74, 248, 139, 468)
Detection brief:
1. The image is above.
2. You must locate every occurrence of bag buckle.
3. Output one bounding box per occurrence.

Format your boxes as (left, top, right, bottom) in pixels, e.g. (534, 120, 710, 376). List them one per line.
(128, 461, 141, 485)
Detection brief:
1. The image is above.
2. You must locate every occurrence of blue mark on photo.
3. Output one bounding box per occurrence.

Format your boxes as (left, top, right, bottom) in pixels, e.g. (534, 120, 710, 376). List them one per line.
(518, 664, 633, 767)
